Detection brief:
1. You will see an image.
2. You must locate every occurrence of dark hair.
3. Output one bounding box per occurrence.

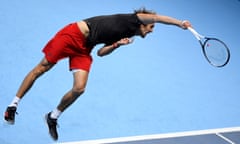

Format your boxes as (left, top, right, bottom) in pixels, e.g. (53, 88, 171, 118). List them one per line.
(134, 7, 156, 14)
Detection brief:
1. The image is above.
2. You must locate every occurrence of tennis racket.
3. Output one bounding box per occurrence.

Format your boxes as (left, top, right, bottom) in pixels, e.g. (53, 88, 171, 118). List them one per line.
(188, 27, 230, 67)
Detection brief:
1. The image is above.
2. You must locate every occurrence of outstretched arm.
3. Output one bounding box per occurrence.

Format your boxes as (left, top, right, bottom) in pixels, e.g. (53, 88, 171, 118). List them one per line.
(97, 38, 133, 57)
(137, 13, 191, 29)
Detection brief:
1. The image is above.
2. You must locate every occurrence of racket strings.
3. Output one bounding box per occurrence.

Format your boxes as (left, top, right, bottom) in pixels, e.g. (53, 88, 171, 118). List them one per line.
(204, 39, 229, 67)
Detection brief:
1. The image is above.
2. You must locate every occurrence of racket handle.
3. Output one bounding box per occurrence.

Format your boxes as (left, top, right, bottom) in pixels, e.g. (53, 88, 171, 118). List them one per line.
(188, 27, 204, 40)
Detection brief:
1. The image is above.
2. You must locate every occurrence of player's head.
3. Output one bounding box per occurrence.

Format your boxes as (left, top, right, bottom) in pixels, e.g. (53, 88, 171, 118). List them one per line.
(138, 23, 154, 38)
(134, 8, 155, 38)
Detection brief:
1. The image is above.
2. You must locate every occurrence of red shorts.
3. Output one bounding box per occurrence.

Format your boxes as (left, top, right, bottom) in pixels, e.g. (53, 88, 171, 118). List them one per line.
(42, 23, 93, 72)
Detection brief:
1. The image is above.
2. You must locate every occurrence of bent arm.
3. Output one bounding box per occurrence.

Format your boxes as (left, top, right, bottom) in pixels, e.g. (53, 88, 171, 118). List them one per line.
(97, 43, 119, 57)
(97, 38, 133, 57)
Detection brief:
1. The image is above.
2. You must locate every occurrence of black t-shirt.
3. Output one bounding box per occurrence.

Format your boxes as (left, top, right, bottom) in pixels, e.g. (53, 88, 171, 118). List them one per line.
(84, 13, 143, 48)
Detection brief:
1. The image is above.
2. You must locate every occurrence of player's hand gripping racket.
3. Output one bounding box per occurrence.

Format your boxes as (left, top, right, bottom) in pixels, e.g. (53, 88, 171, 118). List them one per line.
(188, 27, 230, 67)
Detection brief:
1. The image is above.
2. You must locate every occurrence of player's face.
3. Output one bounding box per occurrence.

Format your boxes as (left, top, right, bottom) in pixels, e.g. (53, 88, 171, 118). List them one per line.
(139, 23, 155, 38)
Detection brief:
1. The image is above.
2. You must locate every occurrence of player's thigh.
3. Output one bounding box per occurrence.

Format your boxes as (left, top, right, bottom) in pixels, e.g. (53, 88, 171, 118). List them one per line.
(31, 57, 54, 76)
(38, 57, 55, 72)
(72, 69, 89, 92)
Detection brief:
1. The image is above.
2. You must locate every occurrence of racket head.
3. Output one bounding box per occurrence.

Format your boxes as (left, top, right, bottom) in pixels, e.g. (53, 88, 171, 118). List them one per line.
(202, 38, 230, 67)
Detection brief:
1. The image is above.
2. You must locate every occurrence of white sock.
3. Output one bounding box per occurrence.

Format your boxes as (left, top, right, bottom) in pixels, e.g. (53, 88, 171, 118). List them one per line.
(8, 96, 21, 107)
(50, 108, 62, 119)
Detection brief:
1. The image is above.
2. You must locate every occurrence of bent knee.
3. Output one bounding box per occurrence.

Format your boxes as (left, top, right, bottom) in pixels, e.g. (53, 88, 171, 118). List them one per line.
(72, 86, 85, 96)
(31, 66, 49, 77)
(31, 62, 53, 77)
(33, 68, 45, 75)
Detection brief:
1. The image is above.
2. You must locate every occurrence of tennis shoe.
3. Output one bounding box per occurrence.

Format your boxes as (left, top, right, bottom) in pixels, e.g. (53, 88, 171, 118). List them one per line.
(4, 106, 17, 124)
(45, 112, 59, 141)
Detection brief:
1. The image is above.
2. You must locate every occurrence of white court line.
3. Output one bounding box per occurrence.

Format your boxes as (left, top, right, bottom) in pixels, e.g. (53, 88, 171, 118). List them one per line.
(59, 127, 240, 144)
(216, 133, 235, 144)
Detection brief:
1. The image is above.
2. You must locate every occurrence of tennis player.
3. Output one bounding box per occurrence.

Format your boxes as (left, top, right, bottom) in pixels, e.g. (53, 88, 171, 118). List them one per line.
(4, 8, 191, 140)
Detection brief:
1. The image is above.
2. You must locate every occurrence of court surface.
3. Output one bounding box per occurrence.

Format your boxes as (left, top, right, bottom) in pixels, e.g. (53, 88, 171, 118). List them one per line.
(1, 0, 240, 144)
(60, 127, 240, 144)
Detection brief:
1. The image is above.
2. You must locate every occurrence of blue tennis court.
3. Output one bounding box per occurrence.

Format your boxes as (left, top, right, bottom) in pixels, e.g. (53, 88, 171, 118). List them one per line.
(0, 0, 240, 144)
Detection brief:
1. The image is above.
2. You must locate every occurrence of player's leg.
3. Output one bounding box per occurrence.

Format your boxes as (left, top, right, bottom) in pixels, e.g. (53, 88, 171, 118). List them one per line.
(4, 57, 55, 124)
(58, 69, 89, 112)
(45, 69, 89, 141)
(17, 57, 55, 99)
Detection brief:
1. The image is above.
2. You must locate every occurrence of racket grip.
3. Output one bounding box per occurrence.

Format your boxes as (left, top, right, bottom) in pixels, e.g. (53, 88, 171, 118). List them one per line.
(188, 27, 204, 40)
